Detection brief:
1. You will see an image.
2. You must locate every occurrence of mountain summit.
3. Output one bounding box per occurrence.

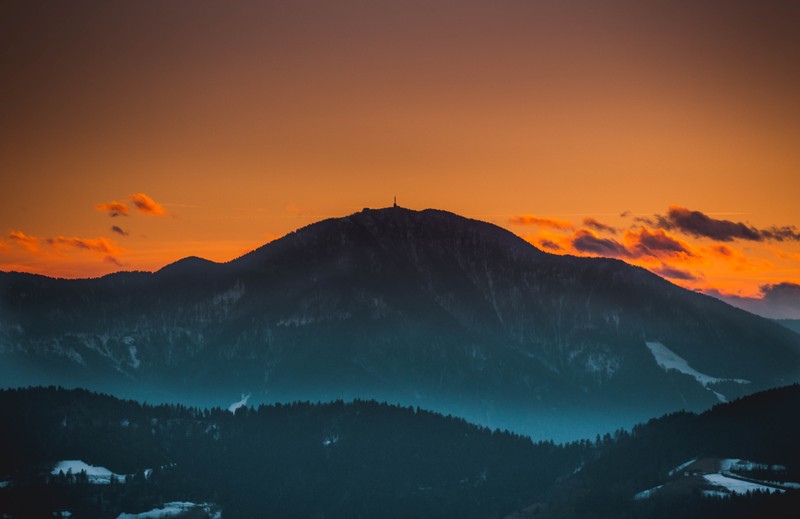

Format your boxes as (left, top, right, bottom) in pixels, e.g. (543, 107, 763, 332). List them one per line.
(2, 207, 799, 439)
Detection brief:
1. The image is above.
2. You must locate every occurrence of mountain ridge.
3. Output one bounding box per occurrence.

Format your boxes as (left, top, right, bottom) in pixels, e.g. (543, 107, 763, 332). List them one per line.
(1, 206, 798, 440)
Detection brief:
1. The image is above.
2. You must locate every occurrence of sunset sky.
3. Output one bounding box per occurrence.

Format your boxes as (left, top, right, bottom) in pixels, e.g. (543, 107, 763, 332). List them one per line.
(1, 1, 799, 315)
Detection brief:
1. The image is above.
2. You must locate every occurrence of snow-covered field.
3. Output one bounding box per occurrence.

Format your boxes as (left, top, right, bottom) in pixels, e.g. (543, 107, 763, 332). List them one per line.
(668, 457, 697, 476)
(644, 341, 749, 401)
(703, 473, 784, 495)
(228, 393, 250, 413)
(116, 502, 220, 519)
(51, 460, 125, 484)
(633, 484, 663, 500)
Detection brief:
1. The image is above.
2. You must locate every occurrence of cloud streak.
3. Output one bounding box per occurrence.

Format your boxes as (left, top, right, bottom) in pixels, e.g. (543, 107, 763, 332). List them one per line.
(709, 282, 800, 320)
(8, 231, 40, 252)
(96, 201, 129, 217)
(656, 206, 800, 242)
(583, 217, 617, 234)
(110, 225, 129, 236)
(131, 193, 166, 216)
(509, 215, 574, 230)
(571, 229, 630, 258)
(46, 236, 123, 255)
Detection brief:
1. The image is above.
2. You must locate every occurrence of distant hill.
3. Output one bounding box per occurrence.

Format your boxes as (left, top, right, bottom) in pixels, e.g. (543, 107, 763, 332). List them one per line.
(2, 386, 799, 518)
(2, 207, 799, 440)
(513, 384, 800, 518)
(776, 319, 800, 336)
(0, 387, 588, 518)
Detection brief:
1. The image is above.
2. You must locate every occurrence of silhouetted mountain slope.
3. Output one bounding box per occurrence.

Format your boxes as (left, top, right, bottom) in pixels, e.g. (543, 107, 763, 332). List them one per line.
(776, 319, 800, 335)
(0, 387, 589, 519)
(517, 384, 800, 518)
(1, 207, 799, 438)
(2, 386, 798, 518)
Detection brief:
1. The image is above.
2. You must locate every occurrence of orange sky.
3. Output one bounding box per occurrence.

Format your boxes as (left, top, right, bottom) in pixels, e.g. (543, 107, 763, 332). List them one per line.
(1, 1, 799, 301)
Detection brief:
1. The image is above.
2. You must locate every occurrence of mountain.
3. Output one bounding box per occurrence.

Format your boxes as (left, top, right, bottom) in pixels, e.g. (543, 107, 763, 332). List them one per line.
(1, 207, 799, 439)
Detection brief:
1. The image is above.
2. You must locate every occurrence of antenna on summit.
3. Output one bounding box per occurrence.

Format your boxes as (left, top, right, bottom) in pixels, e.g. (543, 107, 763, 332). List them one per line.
(393, 196, 397, 208)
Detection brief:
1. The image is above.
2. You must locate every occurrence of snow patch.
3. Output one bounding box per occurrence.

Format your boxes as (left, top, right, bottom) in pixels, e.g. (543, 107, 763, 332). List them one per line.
(644, 341, 749, 401)
(633, 484, 663, 500)
(669, 457, 698, 476)
(703, 473, 784, 495)
(228, 393, 250, 413)
(720, 458, 786, 472)
(116, 502, 218, 518)
(129, 346, 140, 369)
(51, 460, 125, 484)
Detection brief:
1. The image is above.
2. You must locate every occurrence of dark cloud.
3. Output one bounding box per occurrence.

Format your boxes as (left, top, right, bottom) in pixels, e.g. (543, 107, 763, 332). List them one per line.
(110, 225, 129, 236)
(103, 255, 125, 267)
(538, 239, 563, 251)
(627, 228, 693, 257)
(657, 206, 800, 242)
(709, 282, 800, 319)
(619, 211, 632, 218)
(652, 265, 700, 281)
(571, 230, 629, 258)
(583, 217, 617, 234)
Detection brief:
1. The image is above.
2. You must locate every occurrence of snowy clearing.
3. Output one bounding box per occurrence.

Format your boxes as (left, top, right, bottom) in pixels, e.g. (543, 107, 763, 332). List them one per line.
(720, 458, 786, 472)
(116, 502, 219, 519)
(668, 458, 697, 476)
(51, 460, 125, 484)
(644, 341, 749, 401)
(703, 473, 784, 495)
(633, 484, 663, 500)
(228, 393, 250, 413)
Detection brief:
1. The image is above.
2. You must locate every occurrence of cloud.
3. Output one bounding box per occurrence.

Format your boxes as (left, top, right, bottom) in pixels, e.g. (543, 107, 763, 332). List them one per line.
(0, 241, 9, 253)
(8, 231, 40, 252)
(509, 215, 574, 230)
(657, 206, 800, 242)
(46, 236, 123, 255)
(709, 282, 800, 319)
(619, 211, 632, 218)
(624, 228, 694, 258)
(571, 230, 630, 258)
(651, 264, 700, 282)
(583, 218, 617, 234)
(103, 255, 125, 267)
(131, 193, 166, 216)
(110, 225, 129, 236)
(538, 239, 563, 252)
(96, 201, 129, 217)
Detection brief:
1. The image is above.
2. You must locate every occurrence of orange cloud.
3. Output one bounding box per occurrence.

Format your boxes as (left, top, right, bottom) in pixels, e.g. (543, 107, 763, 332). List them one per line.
(131, 193, 166, 216)
(651, 263, 701, 282)
(520, 231, 572, 253)
(623, 227, 694, 259)
(0, 241, 9, 253)
(96, 200, 129, 217)
(8, 231, 40, 252)
(509, 215, 574, 230)
(46, 236, 123, 255)
(582, 217, 617, 234)
(571, 229, 630, 258)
